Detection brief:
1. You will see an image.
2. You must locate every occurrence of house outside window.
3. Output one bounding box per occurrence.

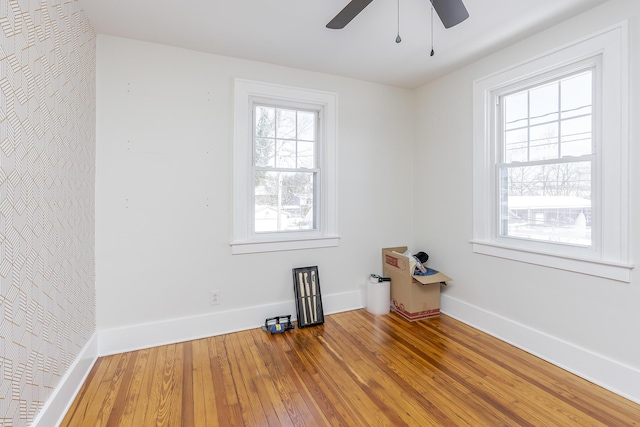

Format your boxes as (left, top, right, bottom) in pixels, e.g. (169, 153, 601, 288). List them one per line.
(472, 24, 631, 282)
(232, 79, 339, 254)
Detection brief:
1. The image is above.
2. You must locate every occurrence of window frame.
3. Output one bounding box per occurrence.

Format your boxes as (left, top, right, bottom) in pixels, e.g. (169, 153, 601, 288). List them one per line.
(472, 23, 631, 282)
(232, 79, 339, 254)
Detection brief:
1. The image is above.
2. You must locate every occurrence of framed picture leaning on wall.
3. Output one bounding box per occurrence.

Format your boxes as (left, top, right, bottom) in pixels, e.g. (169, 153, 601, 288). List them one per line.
(292, 266, 324, 327)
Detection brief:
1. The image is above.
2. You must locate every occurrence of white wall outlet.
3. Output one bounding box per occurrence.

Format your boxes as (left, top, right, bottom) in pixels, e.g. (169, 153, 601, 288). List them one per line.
(210, 290, 220, 305)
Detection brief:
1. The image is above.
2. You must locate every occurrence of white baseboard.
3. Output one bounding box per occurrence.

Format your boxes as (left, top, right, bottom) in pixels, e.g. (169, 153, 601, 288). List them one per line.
(98, 290, 364, 356)
(31, 332, 98, 427)
(441, 294, 640, 405)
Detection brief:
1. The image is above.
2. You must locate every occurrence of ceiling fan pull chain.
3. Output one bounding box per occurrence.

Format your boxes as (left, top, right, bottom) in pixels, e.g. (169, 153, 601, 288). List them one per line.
(396, 0, 402, 43)
(430, 1, 435, 56)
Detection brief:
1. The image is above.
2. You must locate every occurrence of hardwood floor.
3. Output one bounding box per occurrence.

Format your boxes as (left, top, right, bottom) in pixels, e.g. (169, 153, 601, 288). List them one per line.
(61, 310, 640, 426)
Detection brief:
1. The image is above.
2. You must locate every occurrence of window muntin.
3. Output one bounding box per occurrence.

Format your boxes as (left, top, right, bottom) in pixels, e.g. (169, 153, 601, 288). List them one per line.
(497, 70, 595, 247)
(253, 105, 319, 234)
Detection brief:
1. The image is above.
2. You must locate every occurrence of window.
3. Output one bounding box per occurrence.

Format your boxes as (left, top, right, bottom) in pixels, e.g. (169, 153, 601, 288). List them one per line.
(232, 79, 339, 254)
(472, 24, 630, 282)
(253, 104, 318, 233)
(498, 68, 594, 247)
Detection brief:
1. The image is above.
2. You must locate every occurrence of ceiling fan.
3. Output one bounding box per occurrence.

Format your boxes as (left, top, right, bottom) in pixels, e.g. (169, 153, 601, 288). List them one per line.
(326, 0, 469, 30)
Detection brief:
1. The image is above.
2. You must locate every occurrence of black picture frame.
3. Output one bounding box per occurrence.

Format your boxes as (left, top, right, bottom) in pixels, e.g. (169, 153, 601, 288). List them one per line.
(292, 266, 324, 327)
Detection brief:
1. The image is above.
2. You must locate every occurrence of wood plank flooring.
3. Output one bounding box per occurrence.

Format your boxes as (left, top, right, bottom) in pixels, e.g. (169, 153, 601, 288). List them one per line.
(61, 310, 640, 426)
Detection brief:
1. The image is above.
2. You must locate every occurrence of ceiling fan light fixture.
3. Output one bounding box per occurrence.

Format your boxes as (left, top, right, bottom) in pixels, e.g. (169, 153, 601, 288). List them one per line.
(325, 0, 468, 52)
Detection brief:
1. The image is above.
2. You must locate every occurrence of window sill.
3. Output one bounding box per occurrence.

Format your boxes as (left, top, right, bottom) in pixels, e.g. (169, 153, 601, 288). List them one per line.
(231, 235, 340, 255)
(471, 240, 633, 282)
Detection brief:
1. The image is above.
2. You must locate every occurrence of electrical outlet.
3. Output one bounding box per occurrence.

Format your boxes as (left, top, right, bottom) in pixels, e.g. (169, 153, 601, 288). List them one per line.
(210, 290, 220, 306)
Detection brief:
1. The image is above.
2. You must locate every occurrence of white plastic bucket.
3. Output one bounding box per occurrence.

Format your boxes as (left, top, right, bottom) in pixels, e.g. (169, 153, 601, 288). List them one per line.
(366, 277, 390, 315)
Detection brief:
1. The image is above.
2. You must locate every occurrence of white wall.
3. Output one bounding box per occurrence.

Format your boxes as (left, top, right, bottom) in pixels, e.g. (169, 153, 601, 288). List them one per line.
(95, 0, 640, 404)
(414, 0, 640, 402)
(95, 36, 414, 350)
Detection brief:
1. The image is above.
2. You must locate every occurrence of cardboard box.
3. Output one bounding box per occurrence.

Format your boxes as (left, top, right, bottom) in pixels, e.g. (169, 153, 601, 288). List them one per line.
(382, 246, 451, 321)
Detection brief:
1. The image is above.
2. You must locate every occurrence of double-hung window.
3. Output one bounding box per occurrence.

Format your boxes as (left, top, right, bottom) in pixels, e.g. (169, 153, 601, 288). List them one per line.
(253, 104, 318, 233)
(232, 79, 339, 254)
(497, 67, 595, 247)
(472, 24, 630, 281)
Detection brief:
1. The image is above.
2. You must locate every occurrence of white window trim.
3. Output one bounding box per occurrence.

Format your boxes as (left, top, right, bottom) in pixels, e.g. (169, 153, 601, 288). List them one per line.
(472, 23, 632, 282)
(232, 79, 339, 254)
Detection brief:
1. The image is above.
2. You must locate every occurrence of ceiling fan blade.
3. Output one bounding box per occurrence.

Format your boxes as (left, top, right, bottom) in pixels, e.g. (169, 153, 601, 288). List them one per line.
(326, 0, 374, 29)
(431, 0, 469, 29)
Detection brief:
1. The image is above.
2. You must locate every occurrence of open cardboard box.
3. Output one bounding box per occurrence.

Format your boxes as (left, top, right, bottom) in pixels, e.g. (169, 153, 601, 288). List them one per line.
(382, 246, 451, 321)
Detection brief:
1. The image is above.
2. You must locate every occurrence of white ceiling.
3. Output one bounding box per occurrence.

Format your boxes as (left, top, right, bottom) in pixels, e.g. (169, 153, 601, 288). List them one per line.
(78, 0, 609, 89)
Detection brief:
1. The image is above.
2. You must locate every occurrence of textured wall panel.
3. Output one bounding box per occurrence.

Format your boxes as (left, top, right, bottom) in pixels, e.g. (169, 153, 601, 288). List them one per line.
(0, 1, 95, 425)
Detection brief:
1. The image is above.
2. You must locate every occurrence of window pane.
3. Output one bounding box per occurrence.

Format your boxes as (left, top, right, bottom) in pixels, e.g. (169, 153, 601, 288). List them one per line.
(254, 138, 275, 167)
(297, 140, 315, 168)
(297, 111, 316, 141)
(276, 139, 296, 168)
(255, 106, 275, 137)
(504, 128, 528, 163)
(529, 81, 558, 126)
(504, 91, 528, 131)
(276, 109, 296, 139)
(254, 171, 315, 232)
(561, 116, 592, 157)
(529, 123, 558, 161)
(499, 161, 592, 246)
(561, 71, 592, 119)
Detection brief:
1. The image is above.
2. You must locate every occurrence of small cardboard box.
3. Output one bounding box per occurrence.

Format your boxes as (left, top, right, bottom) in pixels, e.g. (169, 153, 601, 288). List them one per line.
(382, 246, 451, 322)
